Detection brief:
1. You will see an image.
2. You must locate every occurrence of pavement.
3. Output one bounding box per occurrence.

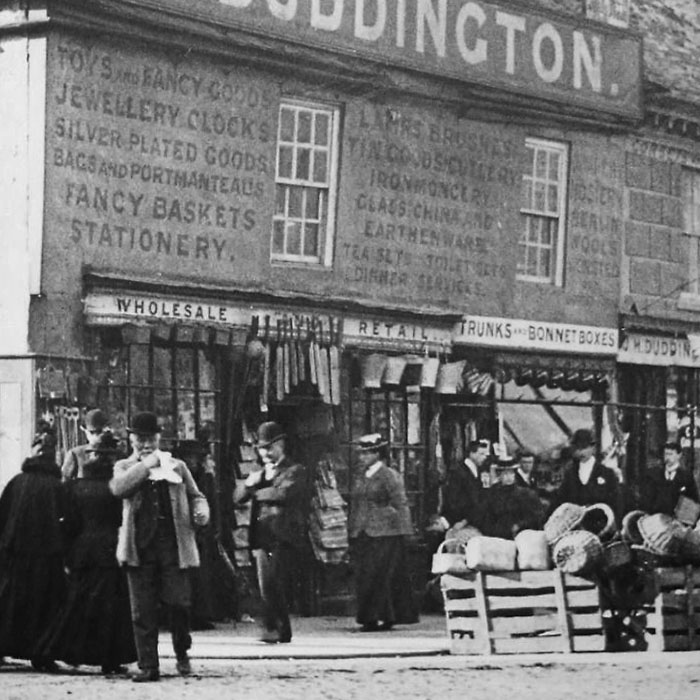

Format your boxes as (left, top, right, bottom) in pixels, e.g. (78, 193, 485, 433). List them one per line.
(161, 613, 700, 666)
(162, 613, 450, 660)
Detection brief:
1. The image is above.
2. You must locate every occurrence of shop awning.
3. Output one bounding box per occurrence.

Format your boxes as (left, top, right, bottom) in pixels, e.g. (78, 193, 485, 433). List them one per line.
(497, 382, 596, 456)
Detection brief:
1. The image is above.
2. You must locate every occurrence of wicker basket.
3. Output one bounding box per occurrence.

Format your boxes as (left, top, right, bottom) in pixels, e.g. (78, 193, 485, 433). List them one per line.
(602, 540, 633, 572)
(621, 510, 646, 545)
(674, 494, 700, 528)
(680, 527, 700, 564)
(544, 503, 586, 545)
(552, 530, 603, 575)
(579, 503, 618, 543)
(637, 513, 686, 558)
(444, 522, 482, 550)
(432, 539, 469, 574)
(515, 529, 552, 571)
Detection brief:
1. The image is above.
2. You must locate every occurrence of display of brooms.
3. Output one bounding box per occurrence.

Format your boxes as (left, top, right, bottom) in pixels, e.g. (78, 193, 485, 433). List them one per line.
(245, 314, 343, 409)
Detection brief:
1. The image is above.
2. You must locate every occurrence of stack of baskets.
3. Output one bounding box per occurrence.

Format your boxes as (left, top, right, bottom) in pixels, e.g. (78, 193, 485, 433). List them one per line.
(623, 509, 700, 567)
(545, 502, 620, 576)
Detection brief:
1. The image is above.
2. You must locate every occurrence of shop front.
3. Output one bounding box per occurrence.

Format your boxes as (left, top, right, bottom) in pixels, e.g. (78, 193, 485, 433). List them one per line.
(617, 322, 700, 497)
(447, 315, 620, 495)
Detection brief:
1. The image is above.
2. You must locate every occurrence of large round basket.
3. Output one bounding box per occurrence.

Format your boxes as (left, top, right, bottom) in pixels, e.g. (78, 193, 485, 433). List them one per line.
(544, 503, 585, 545)
(637, 513, 685, 558)
(579, 503, 618, 543)
(552, 529, 603, 575)
(621, 510, 646, 545)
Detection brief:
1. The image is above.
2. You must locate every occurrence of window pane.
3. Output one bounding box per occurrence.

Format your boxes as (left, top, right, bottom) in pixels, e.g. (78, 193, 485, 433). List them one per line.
(547, 184, 558, 213)
(296, 148, 310, 180)
(535, 149, 547, 178)
(153, 390, 174, 436)
(175, 349, 194, 389)
(534, 182, 546, 211)
(130, 346, 149, 386)
(305, 188, 319, 218)
(286, 221, 302, 255)
(198, 349, 215, 390)
(298, 111, 312, 143)
(200, 392, 216, 424)
(549, 152, 560, 179)
(278, 146, 293, 178)
(313, 151, 328, 183)
(275, 184, 286, 214)
(153, 347, 171, 387)
(177, 393, 196, 440)
(539, 248, 551, 277)
(304, 223, 319, 256)
(288, 186, 303, 218)
(315, 113, 329, 145)
(279, 107, 295, 142)
(130, 388, 150, 415)
(272, 220, 285, 253)
(522, 178, 532, 208)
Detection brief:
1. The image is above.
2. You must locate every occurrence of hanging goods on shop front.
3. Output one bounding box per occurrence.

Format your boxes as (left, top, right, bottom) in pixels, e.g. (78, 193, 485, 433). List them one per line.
(308, 457, 349, 565)
(247, 314, 343, 408)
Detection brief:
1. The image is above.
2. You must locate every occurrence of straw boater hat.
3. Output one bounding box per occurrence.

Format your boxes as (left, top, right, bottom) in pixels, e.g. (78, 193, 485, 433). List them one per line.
(356, 433, 388, 452)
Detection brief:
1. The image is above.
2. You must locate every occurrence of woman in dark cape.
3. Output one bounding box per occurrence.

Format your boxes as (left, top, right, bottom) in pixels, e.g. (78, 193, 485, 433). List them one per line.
(0, 426, 67, 670)
(38, 432, 136, 673)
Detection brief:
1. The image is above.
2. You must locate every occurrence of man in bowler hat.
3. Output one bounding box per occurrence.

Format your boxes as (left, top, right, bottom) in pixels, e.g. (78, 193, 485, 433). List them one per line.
(62, 408, 111, 481)
(551, 428, 620, 519)
(242, 421, 309, 644)
(110, 412, 209, 682)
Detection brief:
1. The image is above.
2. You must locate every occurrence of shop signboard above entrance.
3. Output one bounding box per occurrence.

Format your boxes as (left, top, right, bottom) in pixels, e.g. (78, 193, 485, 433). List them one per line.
(455, 315, 618, 355)
(618, 332, 700, 368)
(129, 0, 642, 118)
(83, 291, 453, 351)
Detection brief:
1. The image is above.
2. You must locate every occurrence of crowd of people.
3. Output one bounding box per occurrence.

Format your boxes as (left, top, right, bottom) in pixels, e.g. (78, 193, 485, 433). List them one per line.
(435, 427, 700, 547)
(2, 406, 697, 680)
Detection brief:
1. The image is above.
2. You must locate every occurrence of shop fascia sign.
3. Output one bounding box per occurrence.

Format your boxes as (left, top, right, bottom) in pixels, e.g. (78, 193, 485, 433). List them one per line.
(83, 291, 453, 349)
(455, 315, 618, 355)
(140, 0, 641, 118)
(618, 332, 700, 368)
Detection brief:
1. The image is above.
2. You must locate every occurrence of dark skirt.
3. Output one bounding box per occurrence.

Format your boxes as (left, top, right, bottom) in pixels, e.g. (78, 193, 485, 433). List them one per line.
(38, 566, 136, 668)
(353, 534, 419, 627)
(0, 554, 67, 659)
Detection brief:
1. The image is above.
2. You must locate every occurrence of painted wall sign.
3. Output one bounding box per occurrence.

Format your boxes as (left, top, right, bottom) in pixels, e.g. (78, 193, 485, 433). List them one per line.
(83, 292, 453, 349)
(143, 0, 643, 117)
(618, 332, 700, 368)
(456, 314, 618, 354)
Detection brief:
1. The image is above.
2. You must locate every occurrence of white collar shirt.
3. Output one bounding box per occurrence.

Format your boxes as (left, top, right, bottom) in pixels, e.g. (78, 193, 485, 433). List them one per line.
(578, 456, 596, 485)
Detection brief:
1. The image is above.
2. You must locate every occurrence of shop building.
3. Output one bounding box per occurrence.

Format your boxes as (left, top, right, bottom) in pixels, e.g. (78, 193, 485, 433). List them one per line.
(1, 0, 644, 611)
(617, 0, 700, 497)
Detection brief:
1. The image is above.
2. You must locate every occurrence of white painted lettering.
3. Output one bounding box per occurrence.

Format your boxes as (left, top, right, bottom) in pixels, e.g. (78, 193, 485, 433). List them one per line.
(532, 22, 563, 83)
(495, 10, 526, 75)
(416, 0, 447, 57)
(354, 0, 386, 42)
(456, 2, 487, 65)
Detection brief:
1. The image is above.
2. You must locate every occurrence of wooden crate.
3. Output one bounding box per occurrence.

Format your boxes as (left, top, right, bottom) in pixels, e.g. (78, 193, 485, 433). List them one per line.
(642, 566, 700, 652)
(441, 569, 604, 655)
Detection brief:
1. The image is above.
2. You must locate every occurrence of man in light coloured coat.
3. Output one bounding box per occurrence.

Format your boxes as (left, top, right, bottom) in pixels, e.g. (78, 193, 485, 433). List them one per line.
(110, 412, 209, 682)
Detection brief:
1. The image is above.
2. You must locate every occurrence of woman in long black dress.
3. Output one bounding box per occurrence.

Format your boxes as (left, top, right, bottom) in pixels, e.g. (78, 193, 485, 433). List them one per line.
(348, 433, 419, 632)
(39, 432, 137, 674)
(0, 425, 67, 671)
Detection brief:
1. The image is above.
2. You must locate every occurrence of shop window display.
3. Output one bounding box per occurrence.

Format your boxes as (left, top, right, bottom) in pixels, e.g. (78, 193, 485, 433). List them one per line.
(91, 329, 220, 445)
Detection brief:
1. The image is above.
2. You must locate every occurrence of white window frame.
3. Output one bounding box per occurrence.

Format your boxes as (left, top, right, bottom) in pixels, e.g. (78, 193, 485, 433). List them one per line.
(271, 99, 340, 267)
(517, 137, 568, 286)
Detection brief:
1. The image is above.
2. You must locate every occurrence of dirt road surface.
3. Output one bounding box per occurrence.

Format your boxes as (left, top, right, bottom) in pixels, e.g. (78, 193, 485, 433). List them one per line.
(2, 654, 700, 700)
